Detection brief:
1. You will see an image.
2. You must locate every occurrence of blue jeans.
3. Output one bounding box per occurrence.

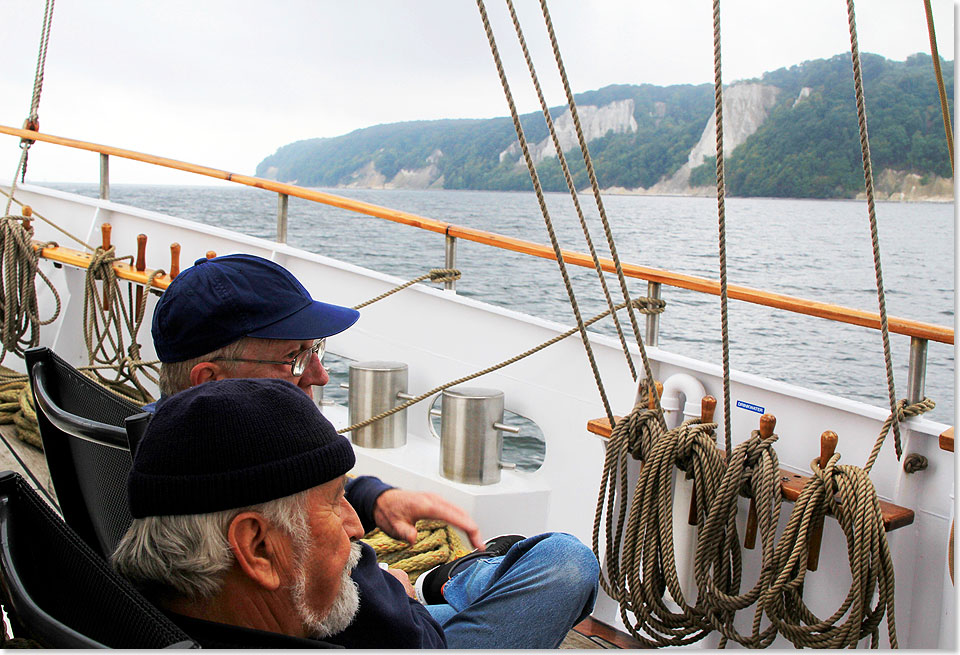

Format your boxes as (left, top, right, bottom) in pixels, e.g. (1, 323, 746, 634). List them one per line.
(424, 532, 599, 649)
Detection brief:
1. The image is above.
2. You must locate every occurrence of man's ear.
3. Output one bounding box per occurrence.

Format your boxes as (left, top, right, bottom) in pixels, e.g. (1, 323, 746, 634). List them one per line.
(190, 361, 224, 386)
(228, 512, 285, 591)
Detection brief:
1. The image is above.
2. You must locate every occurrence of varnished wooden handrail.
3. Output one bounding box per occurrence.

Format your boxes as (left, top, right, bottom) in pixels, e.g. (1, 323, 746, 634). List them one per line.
(940, 427, 954, 452)
(2, 125, 952, 345)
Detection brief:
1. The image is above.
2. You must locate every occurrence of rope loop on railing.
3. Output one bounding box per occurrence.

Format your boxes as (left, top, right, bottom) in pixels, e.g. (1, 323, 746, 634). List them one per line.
(351, 268, 461, 310)
(863, 396, 936, 473)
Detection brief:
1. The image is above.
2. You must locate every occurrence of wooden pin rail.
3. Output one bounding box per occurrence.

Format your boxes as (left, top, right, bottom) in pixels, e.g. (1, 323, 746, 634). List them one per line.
(0, 125, 953, 346)
(586, 417, 915, 532)
(33, 242, 173, 291)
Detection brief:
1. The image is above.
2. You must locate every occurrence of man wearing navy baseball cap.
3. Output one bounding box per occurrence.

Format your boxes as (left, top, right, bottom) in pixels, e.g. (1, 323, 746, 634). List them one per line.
(145, 254, 599, 648)
(150, 253, 481, 550)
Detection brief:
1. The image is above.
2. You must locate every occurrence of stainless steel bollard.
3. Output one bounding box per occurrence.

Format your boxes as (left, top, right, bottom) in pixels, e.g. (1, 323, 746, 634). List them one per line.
(430, 386, 519, 485)
(346, 361, 410, 448)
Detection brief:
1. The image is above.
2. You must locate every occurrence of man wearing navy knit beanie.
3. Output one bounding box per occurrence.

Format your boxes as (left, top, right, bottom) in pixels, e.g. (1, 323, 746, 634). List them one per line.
(141, 254, 599, 648)
(113, 379, 599, 648)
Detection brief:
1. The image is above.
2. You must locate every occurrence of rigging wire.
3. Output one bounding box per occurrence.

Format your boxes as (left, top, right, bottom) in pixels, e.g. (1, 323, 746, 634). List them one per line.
(923, 0, 954, 174)
(475, 0, 616, 424)
(5, 0, 55, 215)
(504, 0, 639, 383)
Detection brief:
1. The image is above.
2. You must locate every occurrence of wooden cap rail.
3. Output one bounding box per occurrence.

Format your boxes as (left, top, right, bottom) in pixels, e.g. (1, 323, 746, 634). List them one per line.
(0, 125, 952, 346)
(940, 427, 954, 452)
(586, 416, 914, 532)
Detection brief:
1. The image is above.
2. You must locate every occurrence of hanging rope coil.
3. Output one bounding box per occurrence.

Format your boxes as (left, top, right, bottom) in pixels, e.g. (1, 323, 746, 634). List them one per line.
(602, 417, 724, 647)
(759, 452, 898, 648)
(0, 215, 60, 363)
(82, 246, 161, 403)
(694, 428, 782, 648)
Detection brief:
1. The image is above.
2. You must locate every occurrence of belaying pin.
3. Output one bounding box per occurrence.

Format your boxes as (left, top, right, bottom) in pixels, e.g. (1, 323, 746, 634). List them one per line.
(689, 395, 717, 525)
(135, 234, 147, 315)
(807, 430, 838, 570)
(169, 243, 181, 279)
(744, 413, 776, 549)
(101, 223, 112, 311)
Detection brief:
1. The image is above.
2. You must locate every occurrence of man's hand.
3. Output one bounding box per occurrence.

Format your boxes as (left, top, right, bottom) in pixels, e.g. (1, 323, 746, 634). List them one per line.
(384, 567, 416, 598)
(372, 489, 484, 550)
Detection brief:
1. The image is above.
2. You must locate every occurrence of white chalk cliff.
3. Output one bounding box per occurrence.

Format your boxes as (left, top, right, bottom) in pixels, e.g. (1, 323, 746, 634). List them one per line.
(644, 83, 781, 195)
(498, 99, 638, 165)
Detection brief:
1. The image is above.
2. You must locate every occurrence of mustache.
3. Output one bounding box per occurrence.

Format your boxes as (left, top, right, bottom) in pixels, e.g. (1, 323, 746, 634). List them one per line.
(346, 541, 362, 571)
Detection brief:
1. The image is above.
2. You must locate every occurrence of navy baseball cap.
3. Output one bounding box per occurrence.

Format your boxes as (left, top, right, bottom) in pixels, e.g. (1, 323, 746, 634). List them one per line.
(152, 254, 360, 362)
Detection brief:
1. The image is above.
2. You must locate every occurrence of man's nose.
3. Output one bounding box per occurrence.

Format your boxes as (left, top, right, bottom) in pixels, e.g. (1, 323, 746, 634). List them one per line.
(297, 353, 329, 396)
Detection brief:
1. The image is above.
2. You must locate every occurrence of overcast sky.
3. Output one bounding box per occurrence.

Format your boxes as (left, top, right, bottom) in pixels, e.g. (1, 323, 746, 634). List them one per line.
(0, 1, 955, 184)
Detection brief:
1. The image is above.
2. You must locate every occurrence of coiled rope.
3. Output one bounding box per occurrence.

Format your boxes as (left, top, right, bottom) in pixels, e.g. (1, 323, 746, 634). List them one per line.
(759, 452, 897, 648)
(362, 519, 471, 582)
(0, 214, 60, 362)
(82, 246, 162, 403)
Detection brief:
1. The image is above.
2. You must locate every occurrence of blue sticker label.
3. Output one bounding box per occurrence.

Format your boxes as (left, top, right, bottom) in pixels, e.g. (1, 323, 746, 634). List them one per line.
(736, 400, 765, 414)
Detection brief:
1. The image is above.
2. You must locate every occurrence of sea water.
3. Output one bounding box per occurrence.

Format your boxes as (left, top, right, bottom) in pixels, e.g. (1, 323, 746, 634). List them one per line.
(44, 184, 956, 470)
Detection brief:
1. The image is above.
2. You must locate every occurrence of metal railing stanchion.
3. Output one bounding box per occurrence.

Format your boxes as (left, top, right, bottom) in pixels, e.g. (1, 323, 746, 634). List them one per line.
(445, 234, 457, 291)
(907, 336, 928, 403)
(277, 193, 289, 244)
(645, 281, 661, 347)
(99, 154, 109, 200)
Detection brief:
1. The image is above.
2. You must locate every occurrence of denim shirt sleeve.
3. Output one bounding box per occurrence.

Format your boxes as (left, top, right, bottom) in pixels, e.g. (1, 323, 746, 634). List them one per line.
(345, 475, 394, 533)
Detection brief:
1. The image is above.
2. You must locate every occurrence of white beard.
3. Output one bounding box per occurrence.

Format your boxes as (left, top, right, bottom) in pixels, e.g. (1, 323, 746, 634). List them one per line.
(293, 541, 362, 639)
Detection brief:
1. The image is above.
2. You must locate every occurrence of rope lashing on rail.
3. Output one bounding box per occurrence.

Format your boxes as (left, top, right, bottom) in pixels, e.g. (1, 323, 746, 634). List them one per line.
(0, 214, 60, 363)
(863, 397, 936, 474)
(351, 268, 460, 311)
(338, 295, 664, 436)
(362, 519, 471, 583)
(82, 245, 162, 403)
(758, 451, 898, 649)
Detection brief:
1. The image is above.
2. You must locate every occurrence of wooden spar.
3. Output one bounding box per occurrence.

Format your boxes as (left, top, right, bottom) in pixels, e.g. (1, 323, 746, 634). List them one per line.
(0, 125, 952, 346)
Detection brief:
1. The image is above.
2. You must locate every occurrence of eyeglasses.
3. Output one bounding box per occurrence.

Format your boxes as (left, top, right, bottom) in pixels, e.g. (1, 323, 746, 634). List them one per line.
(211, 338, 325, 377)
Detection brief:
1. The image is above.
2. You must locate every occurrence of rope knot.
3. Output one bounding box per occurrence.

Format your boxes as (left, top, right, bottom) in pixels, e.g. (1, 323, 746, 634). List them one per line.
(428, 268, 461, 283)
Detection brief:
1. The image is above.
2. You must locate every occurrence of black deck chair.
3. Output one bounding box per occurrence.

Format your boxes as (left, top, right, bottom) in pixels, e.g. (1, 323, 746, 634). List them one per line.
(0, 470, 199, 648)
(25, 346, 143, 559)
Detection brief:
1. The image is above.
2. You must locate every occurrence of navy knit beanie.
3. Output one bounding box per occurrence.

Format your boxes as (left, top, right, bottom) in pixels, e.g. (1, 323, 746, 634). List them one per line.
(128, 378, 356, 518)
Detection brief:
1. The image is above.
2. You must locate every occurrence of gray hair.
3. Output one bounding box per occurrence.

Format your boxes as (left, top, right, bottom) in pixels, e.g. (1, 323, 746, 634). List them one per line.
(111, 489, 312, 601)
(157, 338, 253, 396)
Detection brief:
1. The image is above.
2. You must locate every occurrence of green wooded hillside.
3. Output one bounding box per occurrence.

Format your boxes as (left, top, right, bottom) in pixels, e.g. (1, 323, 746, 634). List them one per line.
(257, 53, 953, 198)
